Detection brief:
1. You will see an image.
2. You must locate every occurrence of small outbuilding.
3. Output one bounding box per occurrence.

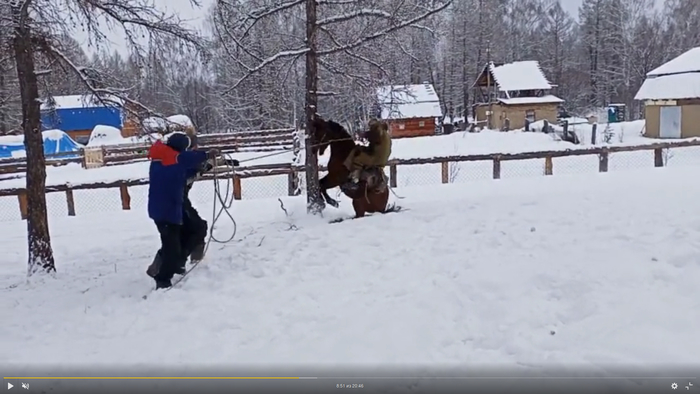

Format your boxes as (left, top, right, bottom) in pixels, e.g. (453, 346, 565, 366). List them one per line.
(375, 83, 443, 138)
(40, 94, 138, 144)
(634, 47, 700, 139)
(472, 60, 564, 131)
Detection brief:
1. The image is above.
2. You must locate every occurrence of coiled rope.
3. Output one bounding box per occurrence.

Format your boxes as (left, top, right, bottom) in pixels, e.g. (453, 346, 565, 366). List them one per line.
(167, 152, 238, 289)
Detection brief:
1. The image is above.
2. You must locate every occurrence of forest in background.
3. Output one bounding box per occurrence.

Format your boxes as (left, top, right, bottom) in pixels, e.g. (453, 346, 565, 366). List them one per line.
(1, 0, 699, 135)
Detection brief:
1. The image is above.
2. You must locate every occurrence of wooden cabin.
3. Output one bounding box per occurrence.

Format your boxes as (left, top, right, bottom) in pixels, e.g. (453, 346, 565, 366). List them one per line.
(472, 61, 563, 131)
(375, 83, 443, 138)
(635, 47, 700, 138)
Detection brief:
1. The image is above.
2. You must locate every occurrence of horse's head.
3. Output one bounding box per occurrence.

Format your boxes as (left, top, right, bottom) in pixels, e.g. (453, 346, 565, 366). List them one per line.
(311, 117, 352, 156)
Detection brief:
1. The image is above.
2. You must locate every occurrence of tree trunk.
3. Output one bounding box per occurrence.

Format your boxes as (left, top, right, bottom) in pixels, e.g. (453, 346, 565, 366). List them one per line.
(304, 0, 324, 215)
(0, 71, 7, 134)
(12, 7, 56, 275)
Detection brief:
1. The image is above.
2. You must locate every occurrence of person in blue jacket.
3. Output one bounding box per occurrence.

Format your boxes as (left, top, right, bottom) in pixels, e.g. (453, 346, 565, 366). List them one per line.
(146, 132, 217, 289)
(146, 134, 240, 280)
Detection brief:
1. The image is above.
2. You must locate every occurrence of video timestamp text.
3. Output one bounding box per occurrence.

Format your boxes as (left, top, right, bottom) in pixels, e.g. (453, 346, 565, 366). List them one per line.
(336, 383, 364, 389)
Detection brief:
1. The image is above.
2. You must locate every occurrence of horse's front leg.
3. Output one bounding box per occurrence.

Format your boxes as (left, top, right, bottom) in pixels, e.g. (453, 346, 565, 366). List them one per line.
(319, 174, 340, 208)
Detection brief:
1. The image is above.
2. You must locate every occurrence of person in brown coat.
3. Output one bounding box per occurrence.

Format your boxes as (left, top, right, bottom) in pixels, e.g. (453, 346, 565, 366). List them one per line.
(343, 119, 392, 183)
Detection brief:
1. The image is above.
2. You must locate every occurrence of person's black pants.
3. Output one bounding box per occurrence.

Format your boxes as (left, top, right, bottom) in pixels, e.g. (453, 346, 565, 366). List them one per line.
(181, 202, 208, 260)
(154, 221, 183, 282)
(151, 205, 207, 278)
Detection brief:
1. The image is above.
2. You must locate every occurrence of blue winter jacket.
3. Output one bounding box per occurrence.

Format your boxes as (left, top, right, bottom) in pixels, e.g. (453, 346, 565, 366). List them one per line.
(147, 140, 208, 225)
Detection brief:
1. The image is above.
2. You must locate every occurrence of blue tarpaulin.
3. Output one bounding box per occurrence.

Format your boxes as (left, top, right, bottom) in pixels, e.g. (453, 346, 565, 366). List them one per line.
(41, 107, 123, 132)
(0, 130, 83, 160)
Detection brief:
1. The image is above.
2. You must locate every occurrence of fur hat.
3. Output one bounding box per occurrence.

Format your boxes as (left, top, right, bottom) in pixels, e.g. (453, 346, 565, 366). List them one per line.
(166, 132, 191, 152)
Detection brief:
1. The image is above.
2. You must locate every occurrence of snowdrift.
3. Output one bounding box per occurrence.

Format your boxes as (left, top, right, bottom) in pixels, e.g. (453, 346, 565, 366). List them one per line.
(0, 129, 82, 159)
(143, 114, 194, 134)
(86, 125, 160, 147)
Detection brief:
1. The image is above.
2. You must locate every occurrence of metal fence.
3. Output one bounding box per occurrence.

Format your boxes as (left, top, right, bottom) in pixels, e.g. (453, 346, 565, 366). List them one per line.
(1, 142, 699, 223)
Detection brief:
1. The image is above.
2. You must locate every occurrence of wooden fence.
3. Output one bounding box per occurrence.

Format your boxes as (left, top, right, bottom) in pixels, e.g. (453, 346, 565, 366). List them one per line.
(2, 139, 700, 220)
(0, 128, 297, 175)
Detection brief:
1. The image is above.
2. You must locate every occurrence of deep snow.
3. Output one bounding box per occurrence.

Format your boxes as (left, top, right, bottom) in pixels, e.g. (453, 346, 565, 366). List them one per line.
(1, 166, 699, 385)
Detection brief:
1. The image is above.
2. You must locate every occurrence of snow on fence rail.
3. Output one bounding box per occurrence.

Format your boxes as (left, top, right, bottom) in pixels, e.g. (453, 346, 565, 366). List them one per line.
(0, 128, 296, 175)
(1, 139, 700, 222)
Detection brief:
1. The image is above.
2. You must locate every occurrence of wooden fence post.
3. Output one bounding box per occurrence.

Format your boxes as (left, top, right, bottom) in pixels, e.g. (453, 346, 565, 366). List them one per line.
(544, 156, 553, 175)
(492, 157, 501, 179)
(233, 174, 242, 200)
(591, 123, 598, 145)
(287, 169, 300, 196)
(441, 161, 449, 183)
(389, 164, 397, 188)
(17, 189, 28, 220)
(119, 183, 131, 210)
(598, 150, 609, 172)
(65, 189, 76, 216)
(654, 148, 664, 167)
(80, 149, 86, 169)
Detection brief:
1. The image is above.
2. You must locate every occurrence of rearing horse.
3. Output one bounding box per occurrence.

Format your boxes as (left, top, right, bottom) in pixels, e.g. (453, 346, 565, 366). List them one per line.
(311, 117, 391, 218)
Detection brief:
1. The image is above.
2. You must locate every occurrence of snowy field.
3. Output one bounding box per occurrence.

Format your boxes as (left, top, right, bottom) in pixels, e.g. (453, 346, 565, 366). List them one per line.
(2, 142, 700, 223)
(2, 120, 700, 223)
(1, 166, 699, 390)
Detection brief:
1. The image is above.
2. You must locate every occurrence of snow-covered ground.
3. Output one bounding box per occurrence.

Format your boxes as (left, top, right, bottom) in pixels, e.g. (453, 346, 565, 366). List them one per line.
(3, 119, 700, 223)
(1, 166, 699, 387)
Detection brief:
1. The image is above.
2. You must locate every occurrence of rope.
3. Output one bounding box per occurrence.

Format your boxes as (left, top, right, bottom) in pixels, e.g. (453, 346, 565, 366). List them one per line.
(166, 152, 238, 290)
(236, 148, 292, 164)
(206, 152, 238, 247)
(232, 136, 407, 200)
(235, 136, 356, 164)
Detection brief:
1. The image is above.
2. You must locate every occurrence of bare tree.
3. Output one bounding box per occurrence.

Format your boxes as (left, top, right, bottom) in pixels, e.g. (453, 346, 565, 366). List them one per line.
(213, 0, 451, 215)
(1, 0, 206, 276)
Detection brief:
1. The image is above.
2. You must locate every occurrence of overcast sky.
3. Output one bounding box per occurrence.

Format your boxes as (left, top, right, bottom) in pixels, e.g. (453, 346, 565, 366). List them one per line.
(71, 0, 591, 58)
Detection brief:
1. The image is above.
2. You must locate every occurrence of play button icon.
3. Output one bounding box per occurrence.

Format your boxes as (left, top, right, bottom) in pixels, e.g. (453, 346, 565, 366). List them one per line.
(7, 382, 12, 390)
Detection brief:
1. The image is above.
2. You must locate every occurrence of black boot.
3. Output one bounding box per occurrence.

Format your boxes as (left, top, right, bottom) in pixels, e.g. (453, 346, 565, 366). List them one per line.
(155, 278, 172, 289)
(146, 252, 163, 278)
(190, 241, 206, 262)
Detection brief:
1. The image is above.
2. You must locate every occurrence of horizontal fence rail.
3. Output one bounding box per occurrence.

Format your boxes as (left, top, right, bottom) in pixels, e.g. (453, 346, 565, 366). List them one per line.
(1, 139, 700, 222)
(0, 128, 297, 175)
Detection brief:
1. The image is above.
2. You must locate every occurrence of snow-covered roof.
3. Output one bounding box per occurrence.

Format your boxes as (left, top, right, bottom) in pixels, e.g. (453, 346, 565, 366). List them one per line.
(167, 114, 193, 128)
(647, 47, 700, 77)
(487, 61, 553, 92)
(376, 84, 443, 119)
(498, 95, 563, 105)
(635, 48, 700, 100)
(40, 94, 124, 110)
(634, 72, 700, 100)
(143, 115, 194, 133)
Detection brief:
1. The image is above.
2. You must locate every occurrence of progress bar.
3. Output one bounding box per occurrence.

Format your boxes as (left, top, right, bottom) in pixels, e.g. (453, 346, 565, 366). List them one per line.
(4, 376, 695, 380)
(4, 377, 317, 380)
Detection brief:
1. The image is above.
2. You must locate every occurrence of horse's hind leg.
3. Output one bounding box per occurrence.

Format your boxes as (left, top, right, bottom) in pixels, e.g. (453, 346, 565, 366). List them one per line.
(319, 174, 339, 208)
(369, 188, 390, 214)
(352, 198, 366, 218)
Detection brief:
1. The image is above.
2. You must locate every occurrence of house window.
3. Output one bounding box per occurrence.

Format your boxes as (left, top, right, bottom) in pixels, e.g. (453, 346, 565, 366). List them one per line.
(418, 120, 425, 127)
(525, 110, 536, 123)
(398, 123, 405, 130)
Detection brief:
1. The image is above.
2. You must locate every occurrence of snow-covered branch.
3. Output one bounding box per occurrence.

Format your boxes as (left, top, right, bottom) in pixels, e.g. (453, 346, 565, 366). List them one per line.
(316, 1, 451, 56)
